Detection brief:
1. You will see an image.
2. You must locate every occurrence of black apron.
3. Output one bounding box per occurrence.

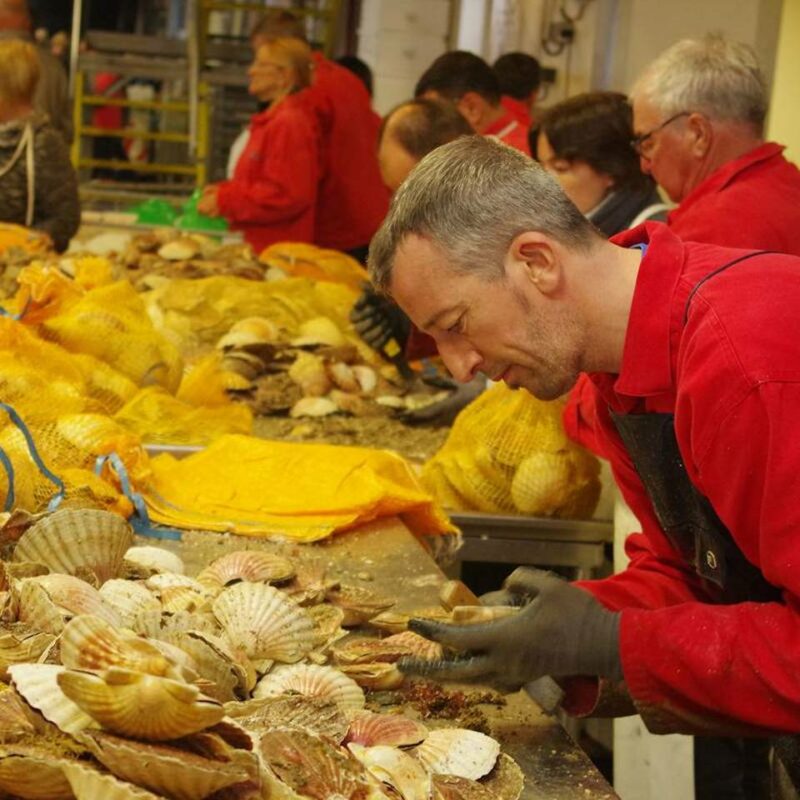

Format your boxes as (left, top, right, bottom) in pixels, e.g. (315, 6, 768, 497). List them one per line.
(609, 250, 800, 796)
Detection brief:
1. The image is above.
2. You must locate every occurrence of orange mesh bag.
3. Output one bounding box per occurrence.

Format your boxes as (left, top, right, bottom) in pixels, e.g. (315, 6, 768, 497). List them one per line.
(259, 242, 369, 293)
(421, 383, 601, 518)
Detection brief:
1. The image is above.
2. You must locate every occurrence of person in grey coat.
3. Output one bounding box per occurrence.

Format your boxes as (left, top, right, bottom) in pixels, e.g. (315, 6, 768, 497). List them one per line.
(0, 38, 79, 252)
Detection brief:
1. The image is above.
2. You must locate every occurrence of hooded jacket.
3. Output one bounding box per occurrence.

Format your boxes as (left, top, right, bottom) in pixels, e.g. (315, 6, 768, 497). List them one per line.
(0, 112, 80, 252)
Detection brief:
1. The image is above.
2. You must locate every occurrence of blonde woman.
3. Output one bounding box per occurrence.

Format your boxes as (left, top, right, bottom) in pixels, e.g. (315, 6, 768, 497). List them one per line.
(0, 39, 79, 251)
(199, 37, 319, 251)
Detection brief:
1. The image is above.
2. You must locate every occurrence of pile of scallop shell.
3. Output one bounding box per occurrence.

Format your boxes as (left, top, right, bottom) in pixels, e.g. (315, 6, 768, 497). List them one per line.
(217, 315, 451, 420)
(0, 507, 523, 800)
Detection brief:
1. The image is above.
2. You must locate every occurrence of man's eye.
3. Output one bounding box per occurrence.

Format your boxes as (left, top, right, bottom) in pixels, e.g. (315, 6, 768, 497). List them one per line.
(447, 317, 463, 333)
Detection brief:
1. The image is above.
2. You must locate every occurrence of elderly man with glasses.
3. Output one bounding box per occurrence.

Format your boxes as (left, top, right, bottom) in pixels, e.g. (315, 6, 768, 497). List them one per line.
(630, 34, 800, 255)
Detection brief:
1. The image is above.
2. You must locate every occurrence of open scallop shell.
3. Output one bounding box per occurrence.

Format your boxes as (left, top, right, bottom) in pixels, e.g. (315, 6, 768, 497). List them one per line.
(326, 585, 394, 627)
(124, 545, 185, 576)
(345, 711, 427, 748)
(368, 608, 452, 635)
(212, 582, 314, 663)
(481, 753, 524, 800)
(60, 614, 176, 678)
(0, 745, 75, 800)
(0, 626, 56, 673)
(146, 572, 209, 594)
(337, 663, 405, 690)
(348, 743, 431, 800)
(98, 579, 161, 627)
(333, 632, 443, 665)
(197, 551, 295, 590)
(62, 761, 164, 800)
(8, 663, 98, 735)
(431, 775, 499, 800)
(259, 727, 378, 800)
(57, 666, 225, 741)
(159, 585, 212, 614)
(291, 316, 346, 348)
(288, 352, 332, 397)
(85, 730, 252, 800)
(253, 663, 365, 717)
(226, 694, 349, 743)
(13, 508, 132, 584)
(20, 574, 120, 630)
(307, 603, 346, 648)
(0, 687, 37, 741)
(132, 609, 219, 640)
(290, 396, 338, 418)
(413, 729, 500, 781)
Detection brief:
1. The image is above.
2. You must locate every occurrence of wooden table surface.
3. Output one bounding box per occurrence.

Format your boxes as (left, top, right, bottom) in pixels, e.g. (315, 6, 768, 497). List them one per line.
(138, 517, 618, 799)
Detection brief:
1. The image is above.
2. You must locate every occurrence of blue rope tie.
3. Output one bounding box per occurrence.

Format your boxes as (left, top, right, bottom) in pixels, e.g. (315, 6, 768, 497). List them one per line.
(0, 446, 15, 512)
(0, 295, 32, 321)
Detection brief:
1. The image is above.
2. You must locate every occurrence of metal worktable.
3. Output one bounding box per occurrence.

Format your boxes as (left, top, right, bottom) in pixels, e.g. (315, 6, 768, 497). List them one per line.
(140, 517, 618, 799)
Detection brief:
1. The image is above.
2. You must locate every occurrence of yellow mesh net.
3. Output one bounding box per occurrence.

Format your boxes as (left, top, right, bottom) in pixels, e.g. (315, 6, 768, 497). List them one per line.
(259, 242, 369, 293)
(421, 383, 601, 518)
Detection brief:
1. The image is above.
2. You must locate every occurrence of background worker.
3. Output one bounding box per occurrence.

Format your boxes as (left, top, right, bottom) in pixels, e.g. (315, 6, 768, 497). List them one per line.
(198, 38, 319, 252)
(415, 51, 531, 156)
(250, 10, 388, 263)
(0, 0, 71, 143)
(369, 136, 800, 795)
(0, 39, 79, 252)
(630, 33, 800, 253)
(535, 91, 667, 236)
(493, 51, 541, 132)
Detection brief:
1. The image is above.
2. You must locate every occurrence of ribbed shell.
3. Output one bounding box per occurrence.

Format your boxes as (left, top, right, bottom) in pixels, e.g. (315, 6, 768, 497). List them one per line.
(212, 582, 314, 663)
(98, 579, 161, 628)
(413, 729, 500, 781)
(0, 687, 36, 740)
(13, 508, 132, 584)
(21, 574, 120, 628)
(253, 663, 365, 717)
(0, 746, 75, 800)
(325, 584, 394, 627)
(348, 743, 431, 800)
(431, 774, 499, 800)
(132, 610, 219, 640)
(307, 603, 345, 647)
(57, 666, 225, 741)
(62, 761, 165, 800)
(197, 550, 295, 590)
(85, 730, 251, 800)
(0, 627, 56, 671)
(345, 711, 428, 748)
(7, 663, 97, 735)
(124, 545, 185, 576)
(337, 662, 404, 690)
(481, 753, 524, 800)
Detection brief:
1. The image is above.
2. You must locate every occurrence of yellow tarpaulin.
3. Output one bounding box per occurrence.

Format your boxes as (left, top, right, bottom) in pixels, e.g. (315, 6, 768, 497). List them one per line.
(141, 434, 457, 542)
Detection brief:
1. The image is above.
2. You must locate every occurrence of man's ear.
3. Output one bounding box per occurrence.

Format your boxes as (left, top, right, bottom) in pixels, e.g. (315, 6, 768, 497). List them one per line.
(508, 231, 561, 294)
(456, 92, 485, 131)
(686, 112, 713, 157)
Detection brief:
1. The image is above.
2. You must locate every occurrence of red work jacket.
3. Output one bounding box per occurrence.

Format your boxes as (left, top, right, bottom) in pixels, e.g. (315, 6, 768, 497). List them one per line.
(217, 94, 319, 253)
(668, 142, 800, 255)
(500, 95, 533, 130)
(306, 54, 390, 252)
(484, 110, 531, 156)
(564, 223, 800, 735)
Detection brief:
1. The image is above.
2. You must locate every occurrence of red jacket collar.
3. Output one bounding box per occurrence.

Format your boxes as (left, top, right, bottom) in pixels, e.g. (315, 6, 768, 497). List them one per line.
(483, 110, 520, 138)
(607, 223, 686, 399)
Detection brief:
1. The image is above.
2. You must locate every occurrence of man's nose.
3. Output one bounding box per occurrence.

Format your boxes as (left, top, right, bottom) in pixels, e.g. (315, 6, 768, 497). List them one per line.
(437, 339, 482, 383)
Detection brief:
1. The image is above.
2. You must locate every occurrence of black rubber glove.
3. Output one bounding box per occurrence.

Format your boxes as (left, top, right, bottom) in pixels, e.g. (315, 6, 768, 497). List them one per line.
(400, 567, 622, 689)
(400, 376, 486, 426)
(350, 284, 411, 353)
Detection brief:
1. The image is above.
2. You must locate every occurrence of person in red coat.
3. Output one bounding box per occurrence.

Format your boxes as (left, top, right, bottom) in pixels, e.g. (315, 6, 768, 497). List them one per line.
(250, 11, 389, 262)
(630, 34, 800, 255)
(493, 51, 541, 131)
(415, 51, 531, 156)
(368, 136, 800, 794)
(198, 38, 319, 253)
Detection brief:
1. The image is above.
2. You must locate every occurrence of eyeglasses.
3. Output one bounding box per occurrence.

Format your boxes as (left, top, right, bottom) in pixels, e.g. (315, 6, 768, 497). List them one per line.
(630, 111, 691, 156)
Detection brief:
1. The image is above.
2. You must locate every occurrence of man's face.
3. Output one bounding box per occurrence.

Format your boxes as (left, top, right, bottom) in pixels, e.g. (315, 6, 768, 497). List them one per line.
(378, 128, 418, 192)
(247, 45, 287, 101)
(632, 95, 695, 203)
(389, 234, 585, 400)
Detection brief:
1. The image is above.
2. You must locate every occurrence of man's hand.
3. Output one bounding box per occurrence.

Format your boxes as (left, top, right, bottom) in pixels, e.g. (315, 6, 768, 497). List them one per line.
(198, 185, 220, 217)
(399, 568, 622, 689)
(350, 284, 411, 353)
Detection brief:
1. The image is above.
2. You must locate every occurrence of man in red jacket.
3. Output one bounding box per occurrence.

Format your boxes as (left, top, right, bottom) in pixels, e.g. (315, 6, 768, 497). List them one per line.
(369, 136, 800, 796)
(631, 34, 800, 254)
(415, 51, 531, 156)
(251, 11, 389, 262)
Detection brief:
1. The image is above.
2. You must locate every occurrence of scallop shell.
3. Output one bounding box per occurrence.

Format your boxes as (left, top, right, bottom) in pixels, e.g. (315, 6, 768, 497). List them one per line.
(21, 574, 120, 628)
(60, 614, 176, 677)
(345, 711, 427, 748)
(158, 237, 200, 260)
(337, 663, 405, 690)
(57, 666, 225, 740)
(85, 730, 251, 800)
(221, 351, 264, 381)
(259, 727, 377, 800)
(253, 663, 365, 716)
(328, 362, 360, 393)
(334, 632, 443, 665)
(0, 689, 37, 741)
(307, 603, 346, 648)
(326, 585, 394, 627)
(197, 550, 295, 591)
(431, 774, 499, 800)
(225, 694, 349, 743)
(159, 586, 211, 614)
(62, 761, 164, 800)
(348, 743, 431, 800)
(352, 365, 377, 395)
(0, 627, 56, 672)
(99, 579, 161, 627)
(413, 729, 500, 781)
(146, 572, 209, 594)
(369, 608, 452, 634)
(0, 745, 75, 800)
(290, 396, 338, 418)
(291, 316, 346, 348)
(13, 508, 132, 584)
(132, 609, 219, 640)
(481, 753, 524, 800)
(212, 582, 314, 663)
(8, 663, 98, 735)
(124, 545, 185, 576)
(288, 352, 332, 397)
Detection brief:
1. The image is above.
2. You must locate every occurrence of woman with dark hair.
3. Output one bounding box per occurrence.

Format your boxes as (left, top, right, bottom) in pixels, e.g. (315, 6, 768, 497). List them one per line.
(534, 91, 668, 236)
